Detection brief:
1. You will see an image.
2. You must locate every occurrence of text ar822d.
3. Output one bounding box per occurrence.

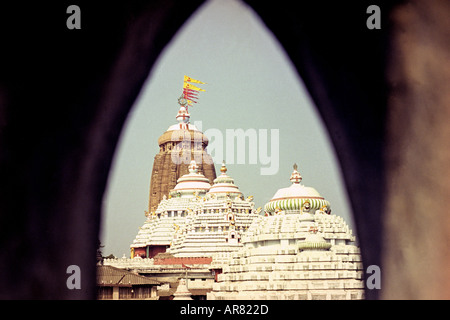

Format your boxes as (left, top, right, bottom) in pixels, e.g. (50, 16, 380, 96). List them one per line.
(223, 304, 268, 315)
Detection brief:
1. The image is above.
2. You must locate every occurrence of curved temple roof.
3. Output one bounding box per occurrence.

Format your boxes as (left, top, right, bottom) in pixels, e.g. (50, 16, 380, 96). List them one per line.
(171, 160, 211, 197)
(264, 164, 330, 214)
(207, 161, 243, 198)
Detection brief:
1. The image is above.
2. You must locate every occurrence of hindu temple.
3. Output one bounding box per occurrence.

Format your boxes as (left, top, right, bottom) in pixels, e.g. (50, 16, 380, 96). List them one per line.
(102, 82, 365, 299)
(207, 164, 364, 300)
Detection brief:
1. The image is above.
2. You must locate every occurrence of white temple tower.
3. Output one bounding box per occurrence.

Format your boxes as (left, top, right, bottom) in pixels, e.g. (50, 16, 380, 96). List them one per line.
(208, 164, 364, 300)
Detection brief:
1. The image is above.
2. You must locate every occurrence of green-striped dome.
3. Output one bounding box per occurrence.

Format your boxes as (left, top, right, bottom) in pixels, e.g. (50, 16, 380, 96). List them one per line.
(264, 164, 331, 214)
(265, 197, 330, 212)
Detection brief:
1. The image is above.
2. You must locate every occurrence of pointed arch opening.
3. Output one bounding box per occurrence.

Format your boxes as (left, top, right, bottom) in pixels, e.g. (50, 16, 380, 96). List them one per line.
(102, 0, 355, 265)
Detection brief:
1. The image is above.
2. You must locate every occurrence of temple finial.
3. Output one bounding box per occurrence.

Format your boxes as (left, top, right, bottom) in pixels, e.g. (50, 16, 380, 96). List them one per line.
(188, 160, 198, 173)
(220, 160, 227, 174)
(176, 105, 190, 124)
(290, 163, 302, 184)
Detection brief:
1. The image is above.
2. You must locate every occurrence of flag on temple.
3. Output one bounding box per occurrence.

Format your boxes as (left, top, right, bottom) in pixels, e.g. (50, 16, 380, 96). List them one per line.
(183, 82, 205, 92)
(184, 75, 206, 84)
(180, 76, 206, 107)
(183, 88, 199, 98)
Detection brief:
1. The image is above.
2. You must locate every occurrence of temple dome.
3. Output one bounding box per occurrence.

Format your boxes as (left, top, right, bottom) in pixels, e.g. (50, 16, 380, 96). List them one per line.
(271, 183, 322, 200)
(157, 105, 209, 146)
(207, 161, 243, 198)
(170, 160, 211, 197)
(264, 164, 330, 214)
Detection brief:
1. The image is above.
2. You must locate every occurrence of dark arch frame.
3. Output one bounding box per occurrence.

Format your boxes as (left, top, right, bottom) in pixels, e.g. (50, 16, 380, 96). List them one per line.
(0, 0, 449, 299)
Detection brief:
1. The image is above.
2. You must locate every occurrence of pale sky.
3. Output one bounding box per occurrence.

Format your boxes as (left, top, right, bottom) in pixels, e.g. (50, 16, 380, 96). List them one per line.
(101, 0, 354, 257)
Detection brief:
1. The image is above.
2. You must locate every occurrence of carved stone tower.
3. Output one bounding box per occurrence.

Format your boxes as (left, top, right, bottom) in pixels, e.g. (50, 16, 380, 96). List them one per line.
(148, 105, 216, 212)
